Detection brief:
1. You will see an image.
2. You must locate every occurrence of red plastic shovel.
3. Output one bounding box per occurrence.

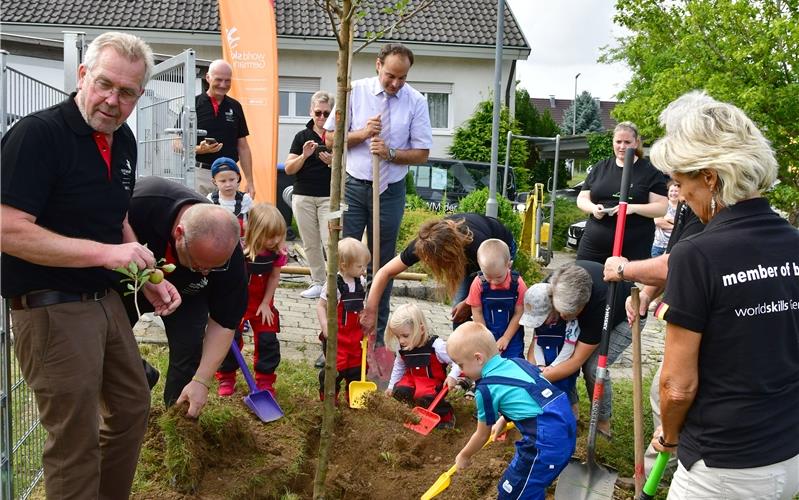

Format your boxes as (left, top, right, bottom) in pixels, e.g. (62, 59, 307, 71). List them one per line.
(404, 386, 449, 435)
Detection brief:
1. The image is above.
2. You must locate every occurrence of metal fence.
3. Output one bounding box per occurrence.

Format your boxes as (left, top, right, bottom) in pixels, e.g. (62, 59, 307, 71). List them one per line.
(0, 50, 68, 500)
(136, 49, 197, 187)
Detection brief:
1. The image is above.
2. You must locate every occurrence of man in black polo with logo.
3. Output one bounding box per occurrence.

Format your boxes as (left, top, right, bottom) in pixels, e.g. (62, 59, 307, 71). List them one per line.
(1, 32, 180, 499)
(194, 59, 254, 198)
(126, 176, 248, 417)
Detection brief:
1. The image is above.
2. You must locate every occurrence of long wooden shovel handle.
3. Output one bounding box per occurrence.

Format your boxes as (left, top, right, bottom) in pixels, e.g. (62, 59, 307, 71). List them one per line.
(371, 153, 381, 276)
(631, 288, 644, 497)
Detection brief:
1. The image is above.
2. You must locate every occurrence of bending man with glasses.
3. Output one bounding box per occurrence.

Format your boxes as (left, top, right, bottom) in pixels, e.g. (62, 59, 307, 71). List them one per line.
(125, 175, 248, 417)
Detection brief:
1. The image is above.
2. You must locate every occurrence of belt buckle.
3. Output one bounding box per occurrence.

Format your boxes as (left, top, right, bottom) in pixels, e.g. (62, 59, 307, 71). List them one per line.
(85, 290, 106, 302)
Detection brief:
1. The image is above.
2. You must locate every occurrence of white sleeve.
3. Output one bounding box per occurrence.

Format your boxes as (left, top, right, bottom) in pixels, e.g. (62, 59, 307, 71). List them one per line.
(241, 193, 253, 213)
(433, 338, 462, 379)
(388, 354, 406, 391)
(550, 320, 580, 367)
(532, 337, 546, 367)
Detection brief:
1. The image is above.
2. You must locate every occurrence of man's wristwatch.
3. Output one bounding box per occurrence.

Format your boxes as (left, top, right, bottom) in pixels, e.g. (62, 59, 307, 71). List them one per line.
(387, 147, 397, 161)
(616, 262, 626, 281)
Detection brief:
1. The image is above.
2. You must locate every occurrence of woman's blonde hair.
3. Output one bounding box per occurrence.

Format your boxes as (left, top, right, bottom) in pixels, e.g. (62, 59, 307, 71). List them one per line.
(650, 91, 778, 207)
(385, 303, 430, 351)
(414, 217, 474, 297)
(243, 203, 286, 260)
(614, 121, 645, 159)
(338, 237, 370, 269)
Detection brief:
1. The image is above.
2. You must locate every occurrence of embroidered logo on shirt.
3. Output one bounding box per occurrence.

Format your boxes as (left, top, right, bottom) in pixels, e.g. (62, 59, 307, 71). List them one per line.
(225, 109, 235, 122)
(502, 480, 513, 493)
(181, 277, 209, 295)
(121, 160, 134, 191)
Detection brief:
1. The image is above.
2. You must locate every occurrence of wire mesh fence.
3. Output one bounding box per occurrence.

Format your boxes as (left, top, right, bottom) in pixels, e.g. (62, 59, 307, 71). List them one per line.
(1, 51, 68, 500)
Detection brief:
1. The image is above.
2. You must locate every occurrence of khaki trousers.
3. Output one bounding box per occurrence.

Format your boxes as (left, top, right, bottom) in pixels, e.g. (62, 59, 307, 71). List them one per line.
(292, 194, 330, 284)
(11, 290, 150, 500)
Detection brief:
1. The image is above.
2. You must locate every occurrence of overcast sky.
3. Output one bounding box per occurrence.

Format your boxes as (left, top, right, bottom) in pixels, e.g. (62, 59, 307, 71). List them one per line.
(506, 0, 632, 102)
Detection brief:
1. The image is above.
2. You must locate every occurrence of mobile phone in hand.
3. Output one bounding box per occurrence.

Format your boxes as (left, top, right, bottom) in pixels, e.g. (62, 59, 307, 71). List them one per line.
(316, 145, 330, 154)
(599, 206, 616, 214)
(205, 137, 217, 145)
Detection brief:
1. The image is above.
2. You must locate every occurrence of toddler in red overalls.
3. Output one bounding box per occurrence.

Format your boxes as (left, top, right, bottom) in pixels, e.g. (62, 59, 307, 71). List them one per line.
(385, 303, 461, 429)
(215, 203, 287, 397)
(316, 237, 371, 403)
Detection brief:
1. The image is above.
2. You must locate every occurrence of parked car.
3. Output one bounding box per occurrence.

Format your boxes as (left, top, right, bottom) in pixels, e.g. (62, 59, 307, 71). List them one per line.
(566, 219, 586, 249)
(408, 158, 516, 212)
(555, 180, 584, 201)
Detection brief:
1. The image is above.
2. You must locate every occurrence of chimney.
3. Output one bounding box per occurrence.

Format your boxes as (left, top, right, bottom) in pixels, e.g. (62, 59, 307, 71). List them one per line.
(594, 97, 601, 109)
(549, 95, 556, 108)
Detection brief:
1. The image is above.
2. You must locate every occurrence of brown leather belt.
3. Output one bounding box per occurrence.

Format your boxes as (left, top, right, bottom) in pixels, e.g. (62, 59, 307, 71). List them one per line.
(9, 289, 108, 310)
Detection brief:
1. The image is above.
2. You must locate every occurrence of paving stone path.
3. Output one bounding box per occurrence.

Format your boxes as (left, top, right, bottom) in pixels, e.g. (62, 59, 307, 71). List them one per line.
(134, 251, 665, 379)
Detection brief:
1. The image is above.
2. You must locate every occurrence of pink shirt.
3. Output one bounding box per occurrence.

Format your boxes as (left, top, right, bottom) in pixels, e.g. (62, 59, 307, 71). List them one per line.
(465, 271, 527, 307)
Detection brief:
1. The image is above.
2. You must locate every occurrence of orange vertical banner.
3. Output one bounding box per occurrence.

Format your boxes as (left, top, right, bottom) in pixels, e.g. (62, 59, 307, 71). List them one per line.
(218, 0, 278, 204)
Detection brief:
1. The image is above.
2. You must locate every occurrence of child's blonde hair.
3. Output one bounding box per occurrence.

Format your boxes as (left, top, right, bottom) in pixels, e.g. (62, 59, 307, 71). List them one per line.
(243, 203, 286, 260)
(385, 303, 430, 351)
(447, 321, 498, 361)
(477, 238, 511, 272)
(338, 237, 370, 269)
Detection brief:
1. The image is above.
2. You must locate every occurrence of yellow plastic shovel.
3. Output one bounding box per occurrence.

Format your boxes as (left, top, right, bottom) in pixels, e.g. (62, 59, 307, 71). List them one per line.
(421, 422, 516, 500)
(348, 337, 377, 408)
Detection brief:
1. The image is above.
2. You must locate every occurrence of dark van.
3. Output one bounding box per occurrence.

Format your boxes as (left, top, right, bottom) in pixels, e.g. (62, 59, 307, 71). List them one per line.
(408, 158, 516, 212)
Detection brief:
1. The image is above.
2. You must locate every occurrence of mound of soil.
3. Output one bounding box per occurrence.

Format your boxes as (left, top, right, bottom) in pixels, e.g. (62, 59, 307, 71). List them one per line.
(132, 388, 518, 499)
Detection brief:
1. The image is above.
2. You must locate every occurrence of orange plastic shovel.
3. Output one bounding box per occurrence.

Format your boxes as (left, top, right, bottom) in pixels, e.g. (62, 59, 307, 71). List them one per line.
(405, 386, 449, 435)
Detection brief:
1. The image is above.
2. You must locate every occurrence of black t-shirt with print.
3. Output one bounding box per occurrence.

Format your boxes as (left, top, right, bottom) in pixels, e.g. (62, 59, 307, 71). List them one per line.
(1, 95, 136, 297)
(661, 197, 799, 470)
(400, 213, 514, 276)
(127, 176, 248, 330)
(573, 260, 632, 345)
(288, 119, 331, 197)
(195, 93, 249, 165)
(578, 157, 668, 263)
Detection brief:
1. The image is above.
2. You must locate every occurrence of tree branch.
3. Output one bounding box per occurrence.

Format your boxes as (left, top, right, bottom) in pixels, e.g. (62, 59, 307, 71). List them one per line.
(314, 0, 344, 47)
(353, 0, 434, 55)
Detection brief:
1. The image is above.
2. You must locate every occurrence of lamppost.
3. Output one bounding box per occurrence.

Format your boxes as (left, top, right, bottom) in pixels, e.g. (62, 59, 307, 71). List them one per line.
(572, 72, 581, 135)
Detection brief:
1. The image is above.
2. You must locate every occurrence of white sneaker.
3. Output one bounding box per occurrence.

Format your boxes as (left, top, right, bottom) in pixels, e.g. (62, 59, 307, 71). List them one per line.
(301, 284, 323, 299)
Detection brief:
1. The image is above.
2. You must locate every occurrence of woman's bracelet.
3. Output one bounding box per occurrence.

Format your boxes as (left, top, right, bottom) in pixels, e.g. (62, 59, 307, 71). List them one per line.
(658, 435, 678, 448)
(191, 375, 211, 390)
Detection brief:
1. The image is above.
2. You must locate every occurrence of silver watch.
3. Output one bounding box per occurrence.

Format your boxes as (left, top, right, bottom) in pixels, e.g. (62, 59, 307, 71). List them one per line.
(388, 147, 397, 161)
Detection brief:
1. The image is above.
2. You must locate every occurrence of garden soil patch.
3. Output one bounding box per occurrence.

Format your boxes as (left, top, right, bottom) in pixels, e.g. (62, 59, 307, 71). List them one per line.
(132, 389, 520, 500)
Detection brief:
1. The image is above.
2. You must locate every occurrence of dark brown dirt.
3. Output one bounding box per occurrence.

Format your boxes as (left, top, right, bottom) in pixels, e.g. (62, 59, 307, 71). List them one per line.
(131, 388, 521, 500)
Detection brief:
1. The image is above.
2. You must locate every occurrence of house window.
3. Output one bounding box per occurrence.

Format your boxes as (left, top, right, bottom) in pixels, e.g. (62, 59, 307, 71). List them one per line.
(424, 93, 449, 129)
(411, 82, 453, 130)
(279, 77, 319, 118)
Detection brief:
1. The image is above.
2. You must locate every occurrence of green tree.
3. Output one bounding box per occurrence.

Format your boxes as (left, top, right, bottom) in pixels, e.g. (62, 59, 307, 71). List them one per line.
(513, 88, 569, 190)
(561, 90, 603, 135)
(604, 0, 799, 224)
(449, 98, 529, 169)
(586, 131, 613, 165)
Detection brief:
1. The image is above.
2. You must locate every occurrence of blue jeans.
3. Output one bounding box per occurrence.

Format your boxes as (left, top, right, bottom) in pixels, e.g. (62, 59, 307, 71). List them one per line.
(343, 175, 406, 344)
(651, 245, 666, 257)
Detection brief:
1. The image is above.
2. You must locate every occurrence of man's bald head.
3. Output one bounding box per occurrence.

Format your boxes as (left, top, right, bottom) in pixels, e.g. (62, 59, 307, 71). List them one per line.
(206, 60, 233, 101)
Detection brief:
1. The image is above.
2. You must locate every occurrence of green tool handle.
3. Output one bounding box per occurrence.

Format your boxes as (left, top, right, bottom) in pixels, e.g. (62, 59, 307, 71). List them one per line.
(639, 452, 669, 500)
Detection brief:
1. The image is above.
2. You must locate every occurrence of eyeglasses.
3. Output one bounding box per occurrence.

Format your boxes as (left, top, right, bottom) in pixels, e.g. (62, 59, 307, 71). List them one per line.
(89, 73, 142, 105)
(314, 110, 331, 118)
(183, 232, 231, 273)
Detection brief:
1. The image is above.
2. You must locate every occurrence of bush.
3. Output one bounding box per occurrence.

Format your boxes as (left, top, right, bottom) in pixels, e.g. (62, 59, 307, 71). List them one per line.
(512, 248, 546, 285)
(404, 193, 428, 211)
(551, 197, 587, 250)
(457, 188, 522, 239)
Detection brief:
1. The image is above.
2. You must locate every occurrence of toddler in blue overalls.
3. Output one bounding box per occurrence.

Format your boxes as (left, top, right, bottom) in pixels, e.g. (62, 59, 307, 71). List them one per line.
(520, 283, 580, 402)
(464, 239, 527, 358)
(448, 322, 576, 500)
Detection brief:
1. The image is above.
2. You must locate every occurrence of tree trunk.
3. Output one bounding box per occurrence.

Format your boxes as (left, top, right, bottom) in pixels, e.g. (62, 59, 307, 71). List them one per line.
(313, 2, 352, 498)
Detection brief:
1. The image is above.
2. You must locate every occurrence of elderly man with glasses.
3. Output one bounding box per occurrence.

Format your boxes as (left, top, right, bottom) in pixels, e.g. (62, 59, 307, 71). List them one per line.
(1, 32, 179, 499)
(124, 175, 248, 417)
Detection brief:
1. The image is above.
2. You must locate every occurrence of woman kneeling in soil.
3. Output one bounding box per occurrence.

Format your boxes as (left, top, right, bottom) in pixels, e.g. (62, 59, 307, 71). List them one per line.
(385, 303, 461, 429)
(448, 322, 576, 500)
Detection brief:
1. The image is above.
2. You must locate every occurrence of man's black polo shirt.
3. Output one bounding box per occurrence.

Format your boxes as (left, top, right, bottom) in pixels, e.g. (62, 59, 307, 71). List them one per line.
(128, 176, 247, 330)
(661, 197, 799, 469)
(195, 93, 249, 165)
(1, 95, 136, 297)
(573, 260, 632, 345)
